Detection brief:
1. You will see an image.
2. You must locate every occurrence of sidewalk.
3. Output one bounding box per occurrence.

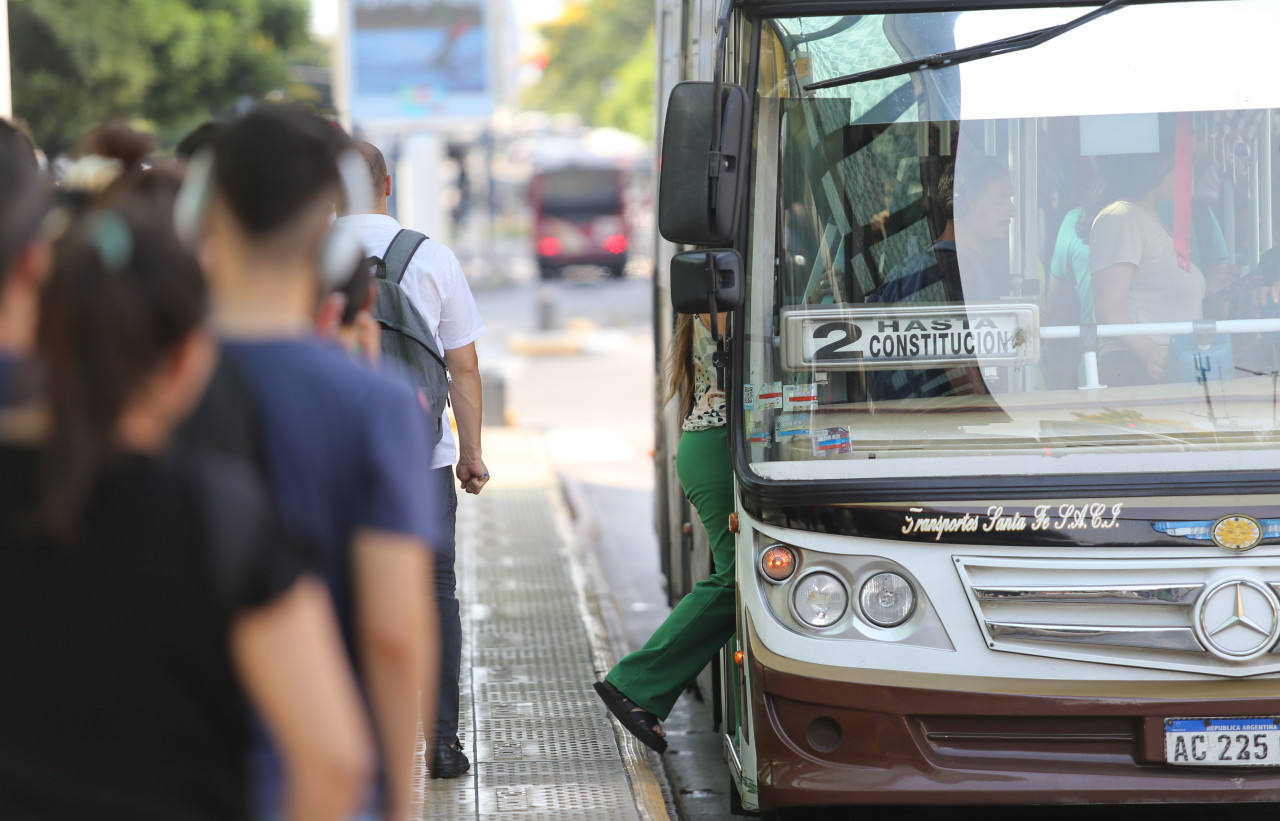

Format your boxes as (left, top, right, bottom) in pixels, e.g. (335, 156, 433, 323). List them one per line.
(411, 428, 670, 820)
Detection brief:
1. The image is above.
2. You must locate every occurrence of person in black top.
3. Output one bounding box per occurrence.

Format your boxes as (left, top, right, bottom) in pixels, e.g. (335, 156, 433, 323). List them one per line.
(0, 194, 372, 820)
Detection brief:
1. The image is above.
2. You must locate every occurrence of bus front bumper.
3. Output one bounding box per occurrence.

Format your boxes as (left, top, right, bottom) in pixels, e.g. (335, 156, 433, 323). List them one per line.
(745, 620, 1280, 807)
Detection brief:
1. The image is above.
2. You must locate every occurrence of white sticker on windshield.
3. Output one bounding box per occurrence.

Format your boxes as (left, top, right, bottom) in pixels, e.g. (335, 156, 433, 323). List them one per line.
(784, 383, 819, 411)
(743, 383, 756, 410)
(757, 382, 783, 410)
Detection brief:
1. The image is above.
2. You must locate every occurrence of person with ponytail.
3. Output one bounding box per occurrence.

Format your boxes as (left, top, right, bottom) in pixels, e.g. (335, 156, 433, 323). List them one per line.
(0, 196, 372, 820)
(593, 311, 732, 752)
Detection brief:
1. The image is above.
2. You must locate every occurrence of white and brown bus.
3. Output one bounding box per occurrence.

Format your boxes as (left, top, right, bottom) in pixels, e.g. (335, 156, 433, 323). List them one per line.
(651, 0, 1280, 815)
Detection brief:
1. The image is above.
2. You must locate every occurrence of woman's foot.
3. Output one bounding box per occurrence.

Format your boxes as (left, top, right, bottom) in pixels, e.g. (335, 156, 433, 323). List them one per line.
(593, 681, 668, 753)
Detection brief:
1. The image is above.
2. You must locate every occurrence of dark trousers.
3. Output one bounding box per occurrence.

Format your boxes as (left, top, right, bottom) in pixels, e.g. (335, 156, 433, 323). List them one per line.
(428, 466, 461, 746)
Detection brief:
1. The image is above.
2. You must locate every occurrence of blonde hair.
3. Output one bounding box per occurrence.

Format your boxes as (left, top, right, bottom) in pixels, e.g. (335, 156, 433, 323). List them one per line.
(664, 313, 696, 419)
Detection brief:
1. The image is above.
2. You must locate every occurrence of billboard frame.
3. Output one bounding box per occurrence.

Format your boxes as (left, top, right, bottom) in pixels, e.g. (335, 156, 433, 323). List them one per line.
(336, 0, 504, 133)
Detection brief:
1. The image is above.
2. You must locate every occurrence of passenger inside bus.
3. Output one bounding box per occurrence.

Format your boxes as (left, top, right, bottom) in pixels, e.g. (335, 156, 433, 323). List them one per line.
(1049, 155, 1235, 328)
(872, 153, 1015, 306)
(1047, 149, 1245, 388)
(1085, 151, 1208, 385)
(1155, 162, 1233, 288)
(868, 153, 1014, 399)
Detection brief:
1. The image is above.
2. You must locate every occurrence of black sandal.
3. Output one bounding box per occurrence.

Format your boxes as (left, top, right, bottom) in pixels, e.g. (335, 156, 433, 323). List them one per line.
(593, 681, 668, 753)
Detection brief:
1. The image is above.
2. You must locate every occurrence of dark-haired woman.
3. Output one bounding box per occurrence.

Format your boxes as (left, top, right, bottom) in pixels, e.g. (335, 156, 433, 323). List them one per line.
(0, 199, 372, 820)
(1085, 153, 1206, 384)
(593, 312, 733, 752)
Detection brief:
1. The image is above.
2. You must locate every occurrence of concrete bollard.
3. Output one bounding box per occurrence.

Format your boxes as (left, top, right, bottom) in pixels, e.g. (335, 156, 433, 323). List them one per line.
(481, 368, 507, 427)
(536, 286, 559, 332)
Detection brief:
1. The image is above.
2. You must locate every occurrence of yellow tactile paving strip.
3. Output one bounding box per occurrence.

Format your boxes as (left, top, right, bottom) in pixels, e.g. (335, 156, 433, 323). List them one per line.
(412, 429, 669, 820)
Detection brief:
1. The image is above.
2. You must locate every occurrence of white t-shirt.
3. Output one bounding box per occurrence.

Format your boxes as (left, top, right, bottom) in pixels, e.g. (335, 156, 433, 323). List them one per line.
(1090, 201, 1205, 345)
(337, 213, 487, 469)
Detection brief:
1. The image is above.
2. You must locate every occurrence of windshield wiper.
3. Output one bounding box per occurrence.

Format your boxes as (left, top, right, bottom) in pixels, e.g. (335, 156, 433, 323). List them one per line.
(804, 0, 1134, 92)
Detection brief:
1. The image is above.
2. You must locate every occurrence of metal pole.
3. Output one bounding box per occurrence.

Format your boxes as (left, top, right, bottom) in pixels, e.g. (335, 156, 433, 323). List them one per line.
(1251, 135, 1262, 267)
(1, 0, 12, 120)
(1262, 115, 1274, 256)
(334, 0, 351, 132)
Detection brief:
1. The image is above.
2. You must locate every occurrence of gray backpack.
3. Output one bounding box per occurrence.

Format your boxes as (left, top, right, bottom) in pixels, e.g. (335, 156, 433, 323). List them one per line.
(368, 229, 449, 445)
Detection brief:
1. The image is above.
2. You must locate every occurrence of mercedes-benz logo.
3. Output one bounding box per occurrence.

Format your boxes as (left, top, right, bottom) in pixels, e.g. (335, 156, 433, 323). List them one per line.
(1193, 579, 1280, 662)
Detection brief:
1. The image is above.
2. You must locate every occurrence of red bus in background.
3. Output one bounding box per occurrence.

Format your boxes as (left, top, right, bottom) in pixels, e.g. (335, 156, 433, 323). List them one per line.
(530, 163, 628, 279)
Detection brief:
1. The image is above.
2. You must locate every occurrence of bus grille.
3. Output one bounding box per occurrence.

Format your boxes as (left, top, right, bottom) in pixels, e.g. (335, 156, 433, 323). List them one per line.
(955, 555, 1280, 677)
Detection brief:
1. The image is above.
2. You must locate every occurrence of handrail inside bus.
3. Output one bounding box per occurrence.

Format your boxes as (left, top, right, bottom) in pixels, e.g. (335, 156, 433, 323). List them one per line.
(1040, 318, 1280, 340)
(1037, 317, 1280, 390)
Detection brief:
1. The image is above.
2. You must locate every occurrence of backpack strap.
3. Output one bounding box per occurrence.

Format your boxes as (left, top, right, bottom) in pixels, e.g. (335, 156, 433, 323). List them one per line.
(379, 229, 428, 285)
(372, 279, 449, 372)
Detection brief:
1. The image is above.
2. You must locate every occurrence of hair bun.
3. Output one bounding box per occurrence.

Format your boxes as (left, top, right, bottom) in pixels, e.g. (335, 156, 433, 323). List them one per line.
(80, 122, 155, 170)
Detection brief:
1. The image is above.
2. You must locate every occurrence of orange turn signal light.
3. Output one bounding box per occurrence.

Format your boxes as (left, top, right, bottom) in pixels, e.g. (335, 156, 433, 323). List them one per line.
(760, 545, 796, 582)
(733, 650, 745, 666)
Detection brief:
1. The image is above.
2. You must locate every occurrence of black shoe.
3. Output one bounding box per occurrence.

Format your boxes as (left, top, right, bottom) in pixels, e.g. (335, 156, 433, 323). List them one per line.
(429, 739, 471, 779)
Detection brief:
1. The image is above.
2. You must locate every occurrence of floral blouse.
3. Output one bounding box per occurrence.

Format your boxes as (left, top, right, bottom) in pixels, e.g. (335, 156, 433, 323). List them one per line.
(683, 319, 727, 432)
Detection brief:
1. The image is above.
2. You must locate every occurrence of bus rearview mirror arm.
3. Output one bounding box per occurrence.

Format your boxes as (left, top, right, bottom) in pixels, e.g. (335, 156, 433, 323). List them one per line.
(658, 0, 746, 248)
(707, 0, 735, 231)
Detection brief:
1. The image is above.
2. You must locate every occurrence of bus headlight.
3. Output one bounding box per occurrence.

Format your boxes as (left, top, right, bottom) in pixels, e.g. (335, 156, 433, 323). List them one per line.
(859, 572, 916, 627)
(792, 572, 848, 628)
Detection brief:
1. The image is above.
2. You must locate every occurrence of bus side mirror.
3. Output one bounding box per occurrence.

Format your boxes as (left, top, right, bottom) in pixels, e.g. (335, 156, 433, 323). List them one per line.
(658, 82, 749, 245)
(670, 250, 743, 314)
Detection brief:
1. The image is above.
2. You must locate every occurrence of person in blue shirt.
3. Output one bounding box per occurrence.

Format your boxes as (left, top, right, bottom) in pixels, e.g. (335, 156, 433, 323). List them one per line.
(177, 105, 439, 821)
(0, 120, 51, 406)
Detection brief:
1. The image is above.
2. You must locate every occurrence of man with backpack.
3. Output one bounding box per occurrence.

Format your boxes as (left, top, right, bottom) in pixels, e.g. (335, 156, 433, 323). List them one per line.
(339, 140, 488, 779)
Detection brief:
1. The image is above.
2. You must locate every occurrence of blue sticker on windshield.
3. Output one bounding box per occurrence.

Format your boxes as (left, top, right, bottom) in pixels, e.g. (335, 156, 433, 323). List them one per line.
(813, 426, 851, 457)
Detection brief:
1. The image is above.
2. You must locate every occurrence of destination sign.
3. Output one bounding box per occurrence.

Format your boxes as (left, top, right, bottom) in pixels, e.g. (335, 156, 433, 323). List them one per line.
(780, 304, 1039, 371)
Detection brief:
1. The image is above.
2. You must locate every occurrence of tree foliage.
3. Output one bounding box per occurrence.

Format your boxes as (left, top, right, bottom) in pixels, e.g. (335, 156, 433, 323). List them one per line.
(523, 0, 655, 139)
(592, 27, 656, 140)
(11, 0, 314, 154)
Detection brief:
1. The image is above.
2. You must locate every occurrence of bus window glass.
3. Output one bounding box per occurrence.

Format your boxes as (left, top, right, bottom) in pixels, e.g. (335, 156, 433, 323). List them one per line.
(746, 2, 1280, 481)
(536, 169, 622, 215)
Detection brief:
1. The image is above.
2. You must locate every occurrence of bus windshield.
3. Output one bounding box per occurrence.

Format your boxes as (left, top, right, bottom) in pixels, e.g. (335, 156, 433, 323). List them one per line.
(535, 168, 622, 216)
(745, 1, 1280, 483)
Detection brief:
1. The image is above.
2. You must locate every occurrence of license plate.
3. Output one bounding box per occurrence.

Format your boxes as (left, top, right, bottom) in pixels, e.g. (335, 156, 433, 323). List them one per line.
(1165, 718, 1280, 766)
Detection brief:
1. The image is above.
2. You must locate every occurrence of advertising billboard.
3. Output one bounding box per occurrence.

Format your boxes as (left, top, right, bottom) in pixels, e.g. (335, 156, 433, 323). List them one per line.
(347, 0, 494, 127)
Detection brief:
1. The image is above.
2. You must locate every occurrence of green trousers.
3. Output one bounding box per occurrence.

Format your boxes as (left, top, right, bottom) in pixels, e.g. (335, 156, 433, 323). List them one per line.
(606, 425, 735, 719)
